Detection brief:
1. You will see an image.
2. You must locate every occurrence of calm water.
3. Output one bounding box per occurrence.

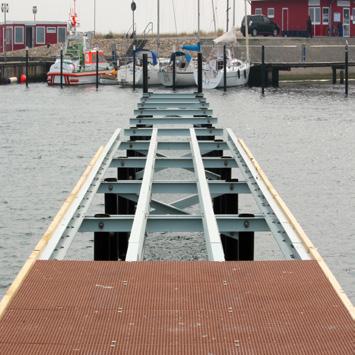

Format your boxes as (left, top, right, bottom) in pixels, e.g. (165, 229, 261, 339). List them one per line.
(0, 83, 354, 303)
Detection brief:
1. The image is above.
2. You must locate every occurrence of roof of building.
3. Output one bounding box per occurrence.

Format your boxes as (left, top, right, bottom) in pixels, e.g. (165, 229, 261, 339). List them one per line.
(0, 21, 67, 26)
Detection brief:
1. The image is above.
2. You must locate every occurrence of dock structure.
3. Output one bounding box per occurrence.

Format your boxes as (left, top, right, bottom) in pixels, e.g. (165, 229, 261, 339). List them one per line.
(0, 92, 353, 353)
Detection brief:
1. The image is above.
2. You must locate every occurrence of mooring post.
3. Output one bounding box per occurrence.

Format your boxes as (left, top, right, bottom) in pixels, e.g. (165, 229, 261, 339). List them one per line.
(96, 49, 99, 90)
(60, 47, 63, 89)
(25, 47, 29, 88)
(223, 44, 227, 92)
(345, 43, 348, 97)
(143, 53, 148, 94)
(238, 213, 255, 260)
(301, 44, 306, 62)
(261, 45, 265, 95)
(172, 52, 176, 91)
(332, 66, 337, 85)
(132, 45, 136, 91)
(198, 52, 203, 93)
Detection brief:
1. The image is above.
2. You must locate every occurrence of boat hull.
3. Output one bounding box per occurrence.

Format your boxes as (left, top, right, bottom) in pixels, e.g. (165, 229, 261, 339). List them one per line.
(159, 70, 196, 87)
(47, 71, 110, 86)
(118, 65, 161, 86)
(193, 63, 250, 89)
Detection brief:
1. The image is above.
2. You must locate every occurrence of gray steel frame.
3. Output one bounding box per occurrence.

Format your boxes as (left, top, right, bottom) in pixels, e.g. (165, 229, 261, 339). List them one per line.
(39, 92, 311, 261)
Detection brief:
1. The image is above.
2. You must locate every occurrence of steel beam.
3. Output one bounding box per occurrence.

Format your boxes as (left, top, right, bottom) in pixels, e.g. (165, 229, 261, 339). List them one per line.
(110, 157, 237, 169)
(80, 215, 269, 233)
(138, 102, 209, 109)
(124, 128, 224, 137)
(190, 129, 225, 261)
(134, 109, 213, 116)
(226, 129, 310, 260)
(125, 129, 158, 261)
(130, 117, 217, 125)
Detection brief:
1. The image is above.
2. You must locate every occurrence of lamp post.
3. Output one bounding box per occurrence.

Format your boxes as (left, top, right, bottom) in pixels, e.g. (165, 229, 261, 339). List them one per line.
(131, 1, 136, 39)
(1, 3, 9, 62)
(32, 5, 37, 22)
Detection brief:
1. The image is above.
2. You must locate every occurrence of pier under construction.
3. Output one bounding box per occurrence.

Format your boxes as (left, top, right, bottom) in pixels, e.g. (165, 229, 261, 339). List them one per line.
(0, 91, 353, 354)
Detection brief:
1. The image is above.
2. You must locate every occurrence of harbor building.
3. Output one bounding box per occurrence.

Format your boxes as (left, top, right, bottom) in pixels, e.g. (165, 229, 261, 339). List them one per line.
(0, 21, 67, 53)
(251, 0, 355, 37)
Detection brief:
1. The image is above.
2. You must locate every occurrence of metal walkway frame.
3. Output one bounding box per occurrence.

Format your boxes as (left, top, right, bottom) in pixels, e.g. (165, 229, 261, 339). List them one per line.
(1, 91, 354, 321)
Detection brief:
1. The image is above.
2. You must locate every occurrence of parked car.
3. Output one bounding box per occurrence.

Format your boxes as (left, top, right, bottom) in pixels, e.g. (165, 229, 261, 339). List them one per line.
(241, 15, 280, 37)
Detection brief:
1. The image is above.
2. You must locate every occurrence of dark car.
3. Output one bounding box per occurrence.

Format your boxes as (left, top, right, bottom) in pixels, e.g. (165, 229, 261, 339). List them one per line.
(241, 15, 280, 37)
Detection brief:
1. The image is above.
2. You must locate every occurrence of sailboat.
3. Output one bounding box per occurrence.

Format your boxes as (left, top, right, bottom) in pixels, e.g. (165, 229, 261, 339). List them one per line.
(193, 27, 250, 89)
(159, 43, 200, 87)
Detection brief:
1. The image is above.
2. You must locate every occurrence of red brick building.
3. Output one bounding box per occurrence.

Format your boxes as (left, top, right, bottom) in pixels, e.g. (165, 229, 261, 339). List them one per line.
(251, 0, 355, 36)
(0, 21, 67, 53)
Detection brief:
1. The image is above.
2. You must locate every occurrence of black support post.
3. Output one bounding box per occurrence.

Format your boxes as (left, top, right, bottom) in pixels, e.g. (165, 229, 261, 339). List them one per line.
(96, 49, 99, 90)
(94, 213, 110, 261)
(25, 47, 29, 88)
(332, 66, 337, 84)
(60, 48, 63, 89)
(223, 44, 227, 92)
(172, 52, 176, 91)
(143, 53, 148, 94)
(238, 213, 255, 260)
(261, 45, 265, 95)
(271, 68, 279, 87)
(197, 52, 203, 94)
(345, 44, 349, 97)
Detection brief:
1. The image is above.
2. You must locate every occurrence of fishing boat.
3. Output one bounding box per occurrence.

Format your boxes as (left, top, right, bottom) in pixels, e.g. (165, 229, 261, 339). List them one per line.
(193, 28, 250, 89)
(159, 44, 200, 87)
(117, 49, 161, 86)
(47, 1, 112, 86)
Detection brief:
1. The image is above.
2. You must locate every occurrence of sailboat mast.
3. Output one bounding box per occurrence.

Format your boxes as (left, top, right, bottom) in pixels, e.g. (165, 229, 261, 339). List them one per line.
(233, 0, 235, 27)
(226, 0, 230, 32)
(211, 0, 217, 33)
(244, 0, 250, 62)
(197, 0, 200, 39)
(157, 0, 160, 54)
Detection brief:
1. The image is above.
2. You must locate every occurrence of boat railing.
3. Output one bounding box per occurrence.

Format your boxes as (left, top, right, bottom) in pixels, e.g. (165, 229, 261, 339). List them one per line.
(142, 22, 154, 41)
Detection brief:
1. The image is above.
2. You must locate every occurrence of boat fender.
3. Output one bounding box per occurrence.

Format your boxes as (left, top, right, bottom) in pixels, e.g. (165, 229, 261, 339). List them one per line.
(9, 77, 18, 84)
(20, 74, 27, 84)
(237, 69, 240, 79)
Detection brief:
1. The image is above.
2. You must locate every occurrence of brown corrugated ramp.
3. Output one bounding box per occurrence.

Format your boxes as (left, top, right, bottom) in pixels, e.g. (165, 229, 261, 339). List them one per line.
(0, 260, 353, 354)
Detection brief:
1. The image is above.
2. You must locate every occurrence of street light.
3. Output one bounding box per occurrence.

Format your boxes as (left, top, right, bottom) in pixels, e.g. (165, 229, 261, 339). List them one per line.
(32, 5, 37, 22)
(1, 3, 9, 61)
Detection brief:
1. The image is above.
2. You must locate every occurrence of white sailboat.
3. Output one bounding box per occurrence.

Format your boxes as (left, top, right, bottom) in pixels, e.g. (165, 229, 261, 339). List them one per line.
(117, 49, 161, 86)
(159, 44, 200, 87)
(193, 27, 250, 89)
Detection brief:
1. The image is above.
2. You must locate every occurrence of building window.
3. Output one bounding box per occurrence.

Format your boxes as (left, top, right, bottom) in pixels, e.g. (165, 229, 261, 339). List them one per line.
(309, 7, 321, 24)
(36, 26, 45, 44)
(14, 26, 24, 44)
(322, 7, 329, 24)
(255, 8, 262, 15)
(267, 8, 275, 18)
(58, 27, 66, 43)
(47, 27, 56, 34)
(5, 27, 12, 44)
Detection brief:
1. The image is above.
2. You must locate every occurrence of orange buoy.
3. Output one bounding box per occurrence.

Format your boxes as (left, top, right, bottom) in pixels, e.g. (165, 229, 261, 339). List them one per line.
(20, 74, 27, 84)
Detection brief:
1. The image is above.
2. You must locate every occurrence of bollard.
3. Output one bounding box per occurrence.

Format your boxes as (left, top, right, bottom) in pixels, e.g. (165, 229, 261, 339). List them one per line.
(332, 66, 337, 85)
(345, 44, 348, 96)
(261, 45, 265, 95)
(143, 53, 148, 94)
(96, 49, 99, 90)
(25, 47, 29, 88)
(60, 48, 63, 89)
(132, 45, 136, 91)
(223, 44, 227, 92)
(238, 213, 255, 260)
(197, 52, 203, 93)
(172, 52, 176, 91)
(301, 44, 306, 62)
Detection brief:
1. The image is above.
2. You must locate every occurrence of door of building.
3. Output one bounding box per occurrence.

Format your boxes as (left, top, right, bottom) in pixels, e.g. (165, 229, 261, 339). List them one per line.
(282, 8, 289, 32)
(343, 8, 350, 37)
(25, 26, 33, 48)
(5, 27, 13, 52)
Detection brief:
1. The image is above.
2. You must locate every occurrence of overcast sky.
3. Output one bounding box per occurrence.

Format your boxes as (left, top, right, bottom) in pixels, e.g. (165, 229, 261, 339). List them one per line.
(2, 0, 249, 34)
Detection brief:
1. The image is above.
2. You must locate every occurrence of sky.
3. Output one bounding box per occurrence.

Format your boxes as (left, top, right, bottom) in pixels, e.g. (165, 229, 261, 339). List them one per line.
(1, 0, 250, 34)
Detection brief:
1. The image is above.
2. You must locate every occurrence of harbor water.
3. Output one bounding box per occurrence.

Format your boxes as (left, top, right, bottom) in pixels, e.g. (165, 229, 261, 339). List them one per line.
(0, 83, 354, 303)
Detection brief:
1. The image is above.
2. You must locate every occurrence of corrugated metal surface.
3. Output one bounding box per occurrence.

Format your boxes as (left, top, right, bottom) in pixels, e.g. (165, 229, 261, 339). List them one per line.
(0, 260, 353, 354)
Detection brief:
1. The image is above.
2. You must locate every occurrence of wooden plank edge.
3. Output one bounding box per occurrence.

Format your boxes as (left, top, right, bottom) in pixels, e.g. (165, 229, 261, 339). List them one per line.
(0, 146, 105, 321)
(238, 138, 355, 320)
